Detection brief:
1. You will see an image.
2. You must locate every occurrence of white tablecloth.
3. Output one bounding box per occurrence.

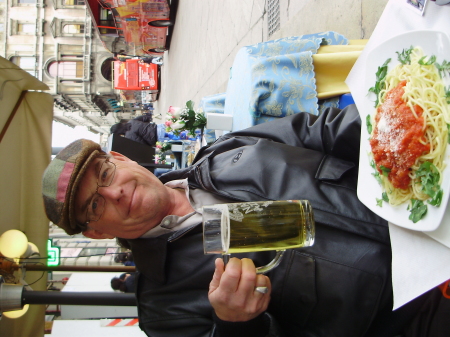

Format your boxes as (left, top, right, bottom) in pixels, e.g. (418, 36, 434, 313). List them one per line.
(346, 0, 450, 310)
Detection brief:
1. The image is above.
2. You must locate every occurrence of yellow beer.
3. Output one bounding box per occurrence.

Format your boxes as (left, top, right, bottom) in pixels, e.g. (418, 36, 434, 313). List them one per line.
(224, 200, 314, 253)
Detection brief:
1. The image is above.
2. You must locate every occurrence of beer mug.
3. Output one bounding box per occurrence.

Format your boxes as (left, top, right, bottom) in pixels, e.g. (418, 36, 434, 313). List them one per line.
(202, 200, 315, 274)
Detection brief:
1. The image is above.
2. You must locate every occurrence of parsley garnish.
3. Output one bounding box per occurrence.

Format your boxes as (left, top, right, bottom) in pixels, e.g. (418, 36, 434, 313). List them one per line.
(376, 192, 389, 207)
(447, 124, 450, 144)
(445, 87, 450, 104)
(408, 199, 428, 223)
(366, 115, 372, 134)
(416, 162, 441, 203)
(436, 60, 450, 78)
(418, 55, 436, 66)
(370, 160, 382, 184)
(368, 58, 391, 107)
(379, 165, 391, 177)
(429, 189, 443, 207)
(396, 46, 414, 65)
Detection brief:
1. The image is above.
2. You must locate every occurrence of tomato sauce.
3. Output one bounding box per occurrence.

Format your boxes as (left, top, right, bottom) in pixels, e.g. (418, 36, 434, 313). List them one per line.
(370, 80, 429, 189)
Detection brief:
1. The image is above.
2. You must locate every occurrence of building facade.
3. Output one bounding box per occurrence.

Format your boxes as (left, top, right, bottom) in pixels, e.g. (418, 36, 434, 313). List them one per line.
(0, 0, 141, 142)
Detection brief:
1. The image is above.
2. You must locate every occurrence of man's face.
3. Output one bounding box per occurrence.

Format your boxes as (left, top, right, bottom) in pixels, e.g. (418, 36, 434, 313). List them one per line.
(75, 152, 172, 239)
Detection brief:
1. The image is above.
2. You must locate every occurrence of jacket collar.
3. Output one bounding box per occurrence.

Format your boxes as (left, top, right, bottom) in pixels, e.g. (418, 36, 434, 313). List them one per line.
(128, 234, 170, 285)
(127, 225, 202, 285)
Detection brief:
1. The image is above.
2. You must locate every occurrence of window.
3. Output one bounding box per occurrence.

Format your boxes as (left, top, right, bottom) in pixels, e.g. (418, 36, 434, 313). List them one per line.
(52, 0, 84, 10)
(79, 247, 107, 257)
(11, 0, 36, 6)
(61, 247, 82, 258)
(62, 24, 84, 34)
(58, 44, 84, 56)
(10, 20, 36, 35)
(48, 60, 84, 79)
(98, 8, 118, 36)
(63, 0, 85, 5)
(61, 55, 82, 59)
(106, 248, 118, 255)
(10, 56, 37, 77)
(54, 44, 84, 64)
(51, 18, 86, 38)
(18, 23, 35, 34)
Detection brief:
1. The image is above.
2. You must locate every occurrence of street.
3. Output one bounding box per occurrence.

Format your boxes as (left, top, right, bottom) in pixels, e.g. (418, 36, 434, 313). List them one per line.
(153, 0, 388, 122)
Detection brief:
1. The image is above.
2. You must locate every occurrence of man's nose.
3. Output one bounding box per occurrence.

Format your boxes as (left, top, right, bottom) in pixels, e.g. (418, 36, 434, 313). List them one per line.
(97, 185, 121, 201)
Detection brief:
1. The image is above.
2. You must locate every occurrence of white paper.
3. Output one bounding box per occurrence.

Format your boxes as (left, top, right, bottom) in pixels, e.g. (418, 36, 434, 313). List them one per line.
(389, 224, 450, 309)
(425, 208, 450, 248)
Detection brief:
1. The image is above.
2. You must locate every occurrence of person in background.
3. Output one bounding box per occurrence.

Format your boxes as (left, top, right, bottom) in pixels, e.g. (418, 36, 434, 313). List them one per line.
(110, 114, 159, 147)
(141, 56, 163, 65)
(114, 251, 135, 266)
(109, 121, 128, 137)
(111, 273, 136, 293)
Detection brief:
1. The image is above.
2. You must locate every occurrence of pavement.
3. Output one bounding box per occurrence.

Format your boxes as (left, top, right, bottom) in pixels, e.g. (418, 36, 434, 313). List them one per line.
(153, 0, 389, 123)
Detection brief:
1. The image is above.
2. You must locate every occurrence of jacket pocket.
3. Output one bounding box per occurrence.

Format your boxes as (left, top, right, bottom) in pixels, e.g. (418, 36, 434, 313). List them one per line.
(270, 251, 317, 329)
(315, 155, 354, 181)
(272, 249, 385, 336)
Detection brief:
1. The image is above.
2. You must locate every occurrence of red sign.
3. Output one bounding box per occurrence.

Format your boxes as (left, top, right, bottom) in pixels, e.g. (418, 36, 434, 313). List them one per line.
(113, 59, 158, 91)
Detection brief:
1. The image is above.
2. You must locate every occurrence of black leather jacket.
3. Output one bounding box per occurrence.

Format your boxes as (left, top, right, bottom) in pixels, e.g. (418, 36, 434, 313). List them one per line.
(125, 118, 158, 146)
(128, 105, 393, 337)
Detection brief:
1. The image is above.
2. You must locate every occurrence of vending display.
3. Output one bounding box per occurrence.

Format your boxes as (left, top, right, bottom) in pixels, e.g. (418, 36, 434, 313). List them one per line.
(113, 58, 158, 91)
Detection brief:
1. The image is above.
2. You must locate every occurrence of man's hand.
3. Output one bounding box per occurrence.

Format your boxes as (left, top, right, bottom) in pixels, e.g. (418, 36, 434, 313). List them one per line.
(208, 257, 271, 322)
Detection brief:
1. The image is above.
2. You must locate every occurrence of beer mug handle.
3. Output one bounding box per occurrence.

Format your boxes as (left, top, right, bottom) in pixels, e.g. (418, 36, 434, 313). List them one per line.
(256, 250, 285, 274)
(223, 250, 286, 275)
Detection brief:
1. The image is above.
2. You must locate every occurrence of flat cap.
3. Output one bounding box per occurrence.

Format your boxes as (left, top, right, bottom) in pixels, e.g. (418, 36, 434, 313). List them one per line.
(42, 139, 102, 235)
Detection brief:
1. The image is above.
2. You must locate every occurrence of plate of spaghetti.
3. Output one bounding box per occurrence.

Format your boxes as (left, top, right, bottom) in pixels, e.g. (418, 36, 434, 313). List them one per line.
(358, 30, 450, 231)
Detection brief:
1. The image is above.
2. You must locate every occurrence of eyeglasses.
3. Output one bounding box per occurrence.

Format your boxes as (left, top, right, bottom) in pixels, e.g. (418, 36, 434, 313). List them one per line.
(85, 158, 116, 224)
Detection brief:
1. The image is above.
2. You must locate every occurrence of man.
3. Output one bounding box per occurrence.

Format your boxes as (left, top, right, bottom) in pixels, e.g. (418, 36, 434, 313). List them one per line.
(110, 114, 160, 147)
(111, 272, 136, 293)
(42, 105, 398, 336)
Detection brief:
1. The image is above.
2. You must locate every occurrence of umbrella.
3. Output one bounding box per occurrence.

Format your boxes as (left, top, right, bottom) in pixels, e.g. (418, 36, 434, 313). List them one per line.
(0, 56, 53, 337)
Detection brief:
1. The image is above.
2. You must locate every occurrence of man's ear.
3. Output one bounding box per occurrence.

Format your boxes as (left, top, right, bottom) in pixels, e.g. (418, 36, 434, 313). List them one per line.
(109, 151, 132, 162)
(83, 228, 115, 240)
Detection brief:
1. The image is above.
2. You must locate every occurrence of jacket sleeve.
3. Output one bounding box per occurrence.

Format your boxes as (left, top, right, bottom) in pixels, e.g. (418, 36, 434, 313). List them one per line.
(213, 105, 361, 166)
(130, 231, 286, 337)
(134, 114, 153, 123)
(159, 105, 361, 184)
(129, 121, 157, 146)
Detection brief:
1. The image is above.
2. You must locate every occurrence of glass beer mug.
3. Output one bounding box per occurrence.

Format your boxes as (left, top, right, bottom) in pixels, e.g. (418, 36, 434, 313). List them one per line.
(202, 200, 315, 274)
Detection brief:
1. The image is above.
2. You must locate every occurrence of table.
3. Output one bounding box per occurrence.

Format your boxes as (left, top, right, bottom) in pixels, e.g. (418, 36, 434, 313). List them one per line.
(224, 32, 350, 131)
(199, 32, 365, 144)
(346, 0, 450, 310)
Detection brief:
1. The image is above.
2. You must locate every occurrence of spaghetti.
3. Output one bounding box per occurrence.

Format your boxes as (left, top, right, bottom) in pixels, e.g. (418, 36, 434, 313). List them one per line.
(368, 47, 450, 221)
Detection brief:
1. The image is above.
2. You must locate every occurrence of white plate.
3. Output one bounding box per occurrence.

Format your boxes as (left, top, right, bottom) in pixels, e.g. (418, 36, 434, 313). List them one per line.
(357, 30, 450, 231)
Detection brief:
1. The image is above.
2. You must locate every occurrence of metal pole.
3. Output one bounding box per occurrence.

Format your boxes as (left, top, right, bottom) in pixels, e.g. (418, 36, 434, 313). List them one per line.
(24, 265, 136, 272)
(22, 290, 137, 306)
